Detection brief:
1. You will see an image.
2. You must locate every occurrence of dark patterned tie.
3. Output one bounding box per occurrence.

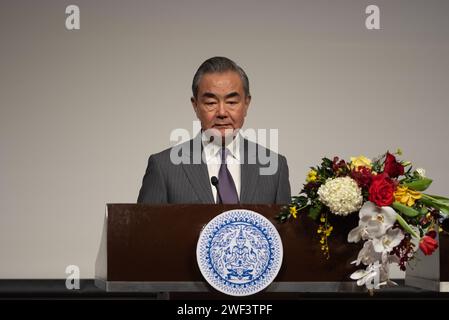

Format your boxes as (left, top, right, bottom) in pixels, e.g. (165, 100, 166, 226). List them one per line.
(217, 147, 239, 204)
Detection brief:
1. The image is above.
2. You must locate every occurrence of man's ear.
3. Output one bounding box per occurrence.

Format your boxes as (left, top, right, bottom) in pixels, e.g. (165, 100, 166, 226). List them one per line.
(191, 97, 198, 116)
(243, 95, 251, 117)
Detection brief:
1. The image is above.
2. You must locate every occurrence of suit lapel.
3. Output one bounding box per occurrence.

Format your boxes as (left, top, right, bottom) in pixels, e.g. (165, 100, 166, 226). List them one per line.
(240, 139, 259, 203)
(181, 135, 215, 204)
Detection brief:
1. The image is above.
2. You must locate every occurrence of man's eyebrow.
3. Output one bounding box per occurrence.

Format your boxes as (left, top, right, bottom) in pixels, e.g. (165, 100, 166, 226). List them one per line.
(201, 92, 218, 99)
(225, 92, 240, 99)
(200, 92, 241, 99)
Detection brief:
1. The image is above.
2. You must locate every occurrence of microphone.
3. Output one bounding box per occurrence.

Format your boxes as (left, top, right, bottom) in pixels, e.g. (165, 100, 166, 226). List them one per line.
(211, 176, 223, 204)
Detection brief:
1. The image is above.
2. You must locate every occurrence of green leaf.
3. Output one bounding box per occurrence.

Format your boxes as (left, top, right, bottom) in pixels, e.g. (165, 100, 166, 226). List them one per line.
(425, 194, 449, 204)
(321, 157, 333, 167)
(419, 207, 429, 215)
(395, 213, 419, 239)
(275, 212, 287, 223)
(421, 194, 449, 217)
(308, 203, 322, 220)
(402, 178, 433, 191)
(294, 196, 309, 207)
(420, 197, 446, 214)
(392, 201, 421, 217)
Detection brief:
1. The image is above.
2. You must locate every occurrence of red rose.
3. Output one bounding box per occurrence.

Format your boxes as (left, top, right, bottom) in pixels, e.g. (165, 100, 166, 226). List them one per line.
(368, 173, 395, 206)
(351, 167, 373, 189)
(419, 235, 438, 256)
(384, 152, 404, 178)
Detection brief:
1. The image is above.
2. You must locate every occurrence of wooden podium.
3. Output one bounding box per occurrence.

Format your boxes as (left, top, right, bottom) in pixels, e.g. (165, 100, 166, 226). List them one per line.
(95, 204, 366, 296)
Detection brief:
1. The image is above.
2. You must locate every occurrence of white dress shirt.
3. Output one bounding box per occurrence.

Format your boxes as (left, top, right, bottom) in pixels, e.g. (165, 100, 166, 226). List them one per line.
(202, 132, 241, 203)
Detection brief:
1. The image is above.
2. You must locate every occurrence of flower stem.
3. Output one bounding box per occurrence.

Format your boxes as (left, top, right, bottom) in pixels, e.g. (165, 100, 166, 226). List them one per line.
(396, 214, 419, 239)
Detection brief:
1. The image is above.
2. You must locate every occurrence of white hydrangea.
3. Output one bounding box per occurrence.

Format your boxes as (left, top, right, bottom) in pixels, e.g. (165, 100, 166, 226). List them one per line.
(317, 176, 363, 216)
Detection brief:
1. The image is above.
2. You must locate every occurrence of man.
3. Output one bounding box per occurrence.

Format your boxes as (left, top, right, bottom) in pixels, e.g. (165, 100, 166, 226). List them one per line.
(137, 57, 291, 204)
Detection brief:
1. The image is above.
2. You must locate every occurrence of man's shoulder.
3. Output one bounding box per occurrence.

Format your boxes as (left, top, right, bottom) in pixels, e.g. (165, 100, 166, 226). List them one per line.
(243, 139, 287, 161)
(148, 139, 195, 161)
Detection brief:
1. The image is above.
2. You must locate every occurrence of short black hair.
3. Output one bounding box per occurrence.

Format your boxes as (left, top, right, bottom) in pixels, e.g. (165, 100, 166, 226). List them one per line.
(192, 57, 250, 98)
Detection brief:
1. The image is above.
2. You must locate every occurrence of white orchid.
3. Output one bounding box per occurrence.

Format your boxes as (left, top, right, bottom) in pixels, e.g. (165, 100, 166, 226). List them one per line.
(347, 220, 371, 243)
(348, 201, 405, 289)
(352, 240, 381, 266)
(372, 227, 404, 253)
(348, 201, 397, 243)
(350, 261, 387, 289)
(351, 252, 399, 289)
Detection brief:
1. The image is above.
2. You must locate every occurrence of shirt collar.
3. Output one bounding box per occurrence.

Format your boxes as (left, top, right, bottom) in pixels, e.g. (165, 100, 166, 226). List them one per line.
(201, 130, 242, 162)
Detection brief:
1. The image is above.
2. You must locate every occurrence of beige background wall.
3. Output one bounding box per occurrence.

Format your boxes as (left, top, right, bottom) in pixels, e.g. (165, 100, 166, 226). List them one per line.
(1, 0, 448, 278)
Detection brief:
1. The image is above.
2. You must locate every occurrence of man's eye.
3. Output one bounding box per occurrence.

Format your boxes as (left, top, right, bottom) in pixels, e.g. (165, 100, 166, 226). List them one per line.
(227, 101, 238, 105)
(205, 102, 216, 106)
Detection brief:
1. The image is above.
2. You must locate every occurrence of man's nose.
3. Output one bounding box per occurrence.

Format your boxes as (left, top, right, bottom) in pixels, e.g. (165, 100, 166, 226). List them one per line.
(217, 101, 227, 118)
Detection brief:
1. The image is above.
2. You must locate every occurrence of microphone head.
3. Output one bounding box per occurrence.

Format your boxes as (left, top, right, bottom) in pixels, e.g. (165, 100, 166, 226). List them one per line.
(211, 176, 219, 186)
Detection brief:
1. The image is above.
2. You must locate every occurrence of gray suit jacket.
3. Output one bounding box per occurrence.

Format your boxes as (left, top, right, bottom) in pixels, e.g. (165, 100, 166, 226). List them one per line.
(137, 136, 291, 204)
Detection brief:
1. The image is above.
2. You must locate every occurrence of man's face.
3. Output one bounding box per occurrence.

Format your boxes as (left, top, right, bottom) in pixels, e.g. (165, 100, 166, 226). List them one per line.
(191, 71, 251, 139)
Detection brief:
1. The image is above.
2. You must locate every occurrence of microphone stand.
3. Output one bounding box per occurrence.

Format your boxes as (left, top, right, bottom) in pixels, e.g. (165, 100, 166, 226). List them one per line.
(210, 176, 223, 204)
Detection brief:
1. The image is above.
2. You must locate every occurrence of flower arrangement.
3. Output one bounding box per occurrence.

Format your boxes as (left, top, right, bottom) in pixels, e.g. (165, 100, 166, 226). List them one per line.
(277, 150, 449, 289)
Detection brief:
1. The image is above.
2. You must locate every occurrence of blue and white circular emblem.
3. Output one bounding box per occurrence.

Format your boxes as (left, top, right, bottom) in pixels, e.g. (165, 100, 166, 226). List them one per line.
(196, 209, 283, 296)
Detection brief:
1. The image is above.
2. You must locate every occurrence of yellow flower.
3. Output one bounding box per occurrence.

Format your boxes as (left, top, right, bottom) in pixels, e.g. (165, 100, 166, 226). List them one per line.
(289, 206, 298, 219)
(394, 185, 422, 207)
(325, 226, 333, 237)
(306, 169, 317, 183)
(350, 155, 372, 170)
